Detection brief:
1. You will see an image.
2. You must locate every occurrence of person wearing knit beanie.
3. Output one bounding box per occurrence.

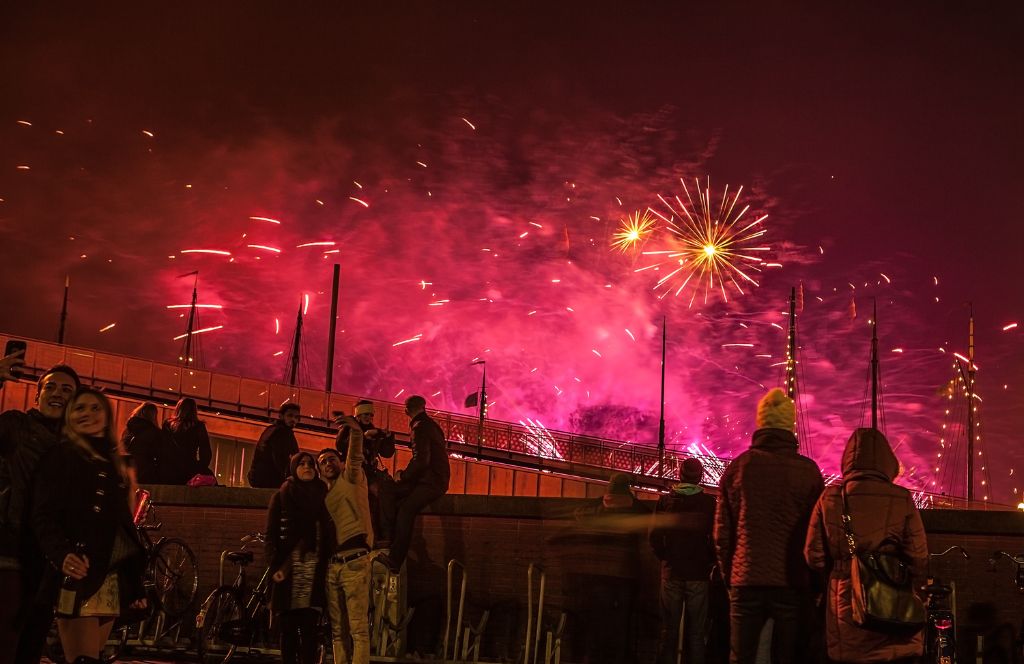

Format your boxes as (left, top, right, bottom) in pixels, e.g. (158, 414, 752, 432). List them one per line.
(755, 387, 796, 432)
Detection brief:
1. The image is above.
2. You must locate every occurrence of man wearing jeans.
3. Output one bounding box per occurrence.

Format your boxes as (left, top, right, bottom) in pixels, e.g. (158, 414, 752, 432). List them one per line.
(377, 395, 450, 583)
(318, 415, 373, 664)
(714, 388, 824, 664)
(650, 458, 717, 664)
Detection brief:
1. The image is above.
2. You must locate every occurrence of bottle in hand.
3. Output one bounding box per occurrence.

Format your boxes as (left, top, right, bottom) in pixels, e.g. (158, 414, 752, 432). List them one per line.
(57, 542, 87, 617)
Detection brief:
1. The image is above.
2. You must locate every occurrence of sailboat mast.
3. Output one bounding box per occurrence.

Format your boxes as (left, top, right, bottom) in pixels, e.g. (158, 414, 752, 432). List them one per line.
(658, 316, 666, 478)
(785, 287, 797, 399)
(870, 299, 879, 430)
(182, 274, 199, 366)
(967, 304, 975, 503)
(288, 300, 304, 386)
(57, 275, 70, 344)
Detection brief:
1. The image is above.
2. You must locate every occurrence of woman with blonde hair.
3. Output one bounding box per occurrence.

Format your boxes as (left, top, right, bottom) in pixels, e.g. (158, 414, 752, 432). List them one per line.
(33, 388, 148, 663)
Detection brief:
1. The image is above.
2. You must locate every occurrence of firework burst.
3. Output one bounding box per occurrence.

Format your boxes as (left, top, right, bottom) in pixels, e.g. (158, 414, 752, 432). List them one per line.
(638, 178, 770, 306)
(611, 209, 657, 253)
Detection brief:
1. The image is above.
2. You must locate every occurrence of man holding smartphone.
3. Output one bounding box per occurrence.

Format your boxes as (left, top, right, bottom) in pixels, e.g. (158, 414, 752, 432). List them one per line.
(0, 350, 82, 664)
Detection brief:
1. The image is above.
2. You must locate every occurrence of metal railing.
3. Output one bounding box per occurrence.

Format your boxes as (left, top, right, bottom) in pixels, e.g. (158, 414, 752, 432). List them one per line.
(4, 332, 1016, 509)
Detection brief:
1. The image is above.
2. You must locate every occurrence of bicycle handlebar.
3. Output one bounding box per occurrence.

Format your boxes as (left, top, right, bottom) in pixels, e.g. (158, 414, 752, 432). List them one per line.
(989, 551, 1024, 567)
(930, 545, 969, 560)
(241, 532, 266, 544)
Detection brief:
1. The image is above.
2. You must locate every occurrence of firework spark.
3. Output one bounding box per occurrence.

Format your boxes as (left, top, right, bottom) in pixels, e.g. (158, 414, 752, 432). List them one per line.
(610, 209, 657, 253)
(640, 178, 770, 306)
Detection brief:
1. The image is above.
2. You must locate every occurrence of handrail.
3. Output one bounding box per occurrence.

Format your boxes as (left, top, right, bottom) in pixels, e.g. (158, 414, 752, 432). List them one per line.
(442, 559, 468, 664)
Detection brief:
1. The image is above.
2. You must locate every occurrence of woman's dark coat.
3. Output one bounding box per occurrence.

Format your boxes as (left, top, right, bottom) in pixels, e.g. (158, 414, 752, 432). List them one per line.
(32, 438, 146, 613)
(265, 480, 334, 613)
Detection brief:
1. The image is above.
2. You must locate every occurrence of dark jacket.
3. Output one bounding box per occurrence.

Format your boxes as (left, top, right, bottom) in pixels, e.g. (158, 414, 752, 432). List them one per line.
(162, 420, 212, 484)
(248, 421, 299, 489)
(551, 493, 651, 579)
(714, 428, 824, 588)
(32, 438, 146, 613)
(265, 482, 333, 613)
(804, 428, 927, 663)
(649, 483, 717, 581)
(122, 415, 166, 484)
(399, 412, 450, 492)
(336, 421, 395, 482)
(0, 408, 62, 569)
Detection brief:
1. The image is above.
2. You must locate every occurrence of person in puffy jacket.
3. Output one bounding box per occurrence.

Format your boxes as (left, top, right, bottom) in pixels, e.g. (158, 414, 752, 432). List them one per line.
(714, 388, 824, 664)
(248, 403, 301, 489)
(804, 428, 928, 664)
(162, 397, 212, 484)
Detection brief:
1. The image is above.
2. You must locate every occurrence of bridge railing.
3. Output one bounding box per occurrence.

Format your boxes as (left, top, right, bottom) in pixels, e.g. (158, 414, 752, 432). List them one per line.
(4, 333, 1015, 510)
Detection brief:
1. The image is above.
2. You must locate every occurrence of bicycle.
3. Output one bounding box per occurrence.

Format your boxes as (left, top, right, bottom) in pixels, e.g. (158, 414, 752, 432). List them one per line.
(923, 545, 969, 664)
(988, 550, 1024, 593)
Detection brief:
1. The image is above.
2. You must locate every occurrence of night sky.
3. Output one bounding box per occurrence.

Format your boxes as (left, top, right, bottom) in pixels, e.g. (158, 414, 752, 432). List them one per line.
(1, 3, 1021, 503)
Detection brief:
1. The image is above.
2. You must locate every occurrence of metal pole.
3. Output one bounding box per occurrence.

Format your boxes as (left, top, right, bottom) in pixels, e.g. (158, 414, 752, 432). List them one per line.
(478, 363, 487, 457)
(786, 287, 797, 398)
(288, 300, 303, 387)
(325, 264, 340, 393)
(658, 316, 666, 478)
(183, 277, 198, 367)
(967, 304, 975, 503)
(57, 274, 69, 344)
(871, 299, 878, 430)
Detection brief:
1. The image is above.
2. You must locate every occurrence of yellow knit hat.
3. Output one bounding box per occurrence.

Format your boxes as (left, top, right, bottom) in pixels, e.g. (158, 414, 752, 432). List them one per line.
(756, 388, 795, 431)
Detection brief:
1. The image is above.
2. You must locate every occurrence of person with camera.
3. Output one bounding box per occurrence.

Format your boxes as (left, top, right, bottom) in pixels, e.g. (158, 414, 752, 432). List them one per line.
(335, 400, 395, 536)
(0, 354, 80, 664)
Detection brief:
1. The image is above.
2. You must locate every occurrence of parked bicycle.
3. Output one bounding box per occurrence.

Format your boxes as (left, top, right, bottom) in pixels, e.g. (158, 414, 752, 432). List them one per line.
(988, 550, 1024, 593)
(923, 545, 970, 664)
(196, 531, 328, 664)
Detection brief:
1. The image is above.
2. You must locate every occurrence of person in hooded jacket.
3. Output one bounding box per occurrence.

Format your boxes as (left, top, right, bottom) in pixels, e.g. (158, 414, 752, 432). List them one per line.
(120, 402, 166, 484)
(161, 397, 213, 484)
(33, 388, 147, 664)
(714, 388, 824, 664)
(266, 451, 334, 664)
(650, 458, 717, 664)
(804, 428, 928, 664)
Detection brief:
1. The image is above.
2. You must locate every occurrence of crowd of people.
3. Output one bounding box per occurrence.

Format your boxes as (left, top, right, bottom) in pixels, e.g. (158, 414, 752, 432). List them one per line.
(0, 348, 451, 664)
(0, 347, 1012, 664)
(565, 387, 931, 664)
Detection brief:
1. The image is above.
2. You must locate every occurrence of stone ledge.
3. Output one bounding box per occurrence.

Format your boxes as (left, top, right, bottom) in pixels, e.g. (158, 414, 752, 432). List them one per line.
(145, 485, 1024, 535)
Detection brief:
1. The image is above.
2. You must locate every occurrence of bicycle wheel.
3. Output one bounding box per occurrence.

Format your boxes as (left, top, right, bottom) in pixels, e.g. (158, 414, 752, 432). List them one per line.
(196, 586, 243, 664)
(149, 537, 200, 619)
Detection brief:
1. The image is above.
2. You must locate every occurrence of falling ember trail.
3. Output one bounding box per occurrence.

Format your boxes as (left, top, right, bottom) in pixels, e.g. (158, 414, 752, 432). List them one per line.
(349, 197, 370, 208)
(249, 216, 282, 224)
(99, 323, 116, 332)
(181, 249, 231, 256)
(173, 325, 223, 341)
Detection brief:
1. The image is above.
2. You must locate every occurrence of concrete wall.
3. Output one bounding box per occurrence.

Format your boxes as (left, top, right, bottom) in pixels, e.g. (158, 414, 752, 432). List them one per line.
(147, 486, 1024, 662)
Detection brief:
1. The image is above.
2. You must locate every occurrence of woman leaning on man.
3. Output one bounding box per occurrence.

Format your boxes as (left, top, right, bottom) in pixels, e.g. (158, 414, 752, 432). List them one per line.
(32, 388, 148, 664)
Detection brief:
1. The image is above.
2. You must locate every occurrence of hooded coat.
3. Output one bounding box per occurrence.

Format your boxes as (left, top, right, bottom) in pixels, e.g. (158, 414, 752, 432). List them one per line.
(649, 482, 717, 581)
(121, 415, 166, 484)
(804, 428, 928, 663)
(714, 428, 824, 588)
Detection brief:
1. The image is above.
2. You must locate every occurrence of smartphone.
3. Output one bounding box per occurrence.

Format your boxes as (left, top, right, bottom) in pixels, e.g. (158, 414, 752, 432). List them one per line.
(3, 339, 26, 378)
(4, 339, 26, 358)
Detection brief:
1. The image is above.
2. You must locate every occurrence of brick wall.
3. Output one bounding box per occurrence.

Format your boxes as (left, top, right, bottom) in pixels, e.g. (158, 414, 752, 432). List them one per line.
(149, 488, 1024, 661)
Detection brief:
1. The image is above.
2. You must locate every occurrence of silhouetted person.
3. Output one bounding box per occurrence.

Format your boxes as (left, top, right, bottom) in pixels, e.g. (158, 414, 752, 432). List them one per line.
(248, 403, 301, 489)
(714, 388, 823, 664)
(378, 396, 450, 580)
(121, 402, 165, 484)
(558, 473, 651, 664)
(650, 458, 717, 664)
(162, 397, 213, 484)
(0, 362, 80, 664)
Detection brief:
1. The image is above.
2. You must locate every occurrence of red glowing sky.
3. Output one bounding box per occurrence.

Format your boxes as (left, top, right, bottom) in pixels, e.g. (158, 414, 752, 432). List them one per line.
(0, 3, 1021, 502)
